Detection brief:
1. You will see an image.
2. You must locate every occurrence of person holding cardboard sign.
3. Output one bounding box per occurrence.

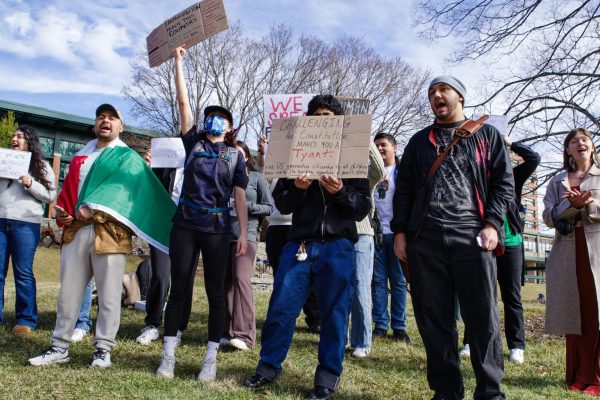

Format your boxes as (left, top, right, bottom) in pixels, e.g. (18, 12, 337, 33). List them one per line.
(244, 95, 371, 400)
(0, 127, 56, 336)
(156, 45, 249, 382)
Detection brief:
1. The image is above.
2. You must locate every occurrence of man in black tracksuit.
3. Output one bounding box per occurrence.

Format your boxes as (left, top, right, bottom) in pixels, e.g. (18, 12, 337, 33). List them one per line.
(392, 76, 514, 400)
(244, 95, 371, 400)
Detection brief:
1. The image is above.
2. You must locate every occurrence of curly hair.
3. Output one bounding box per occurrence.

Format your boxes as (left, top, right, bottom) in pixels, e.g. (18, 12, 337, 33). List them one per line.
(15, 126, 53, 190)
(306, 95, 344, 116)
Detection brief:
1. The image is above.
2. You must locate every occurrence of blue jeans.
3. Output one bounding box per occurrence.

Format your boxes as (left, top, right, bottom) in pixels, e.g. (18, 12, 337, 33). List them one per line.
(75, 280, 94, 332)
(257, 238, 355, 391)
(0, 218, 40, 328)
(350, 235, 374, 348)
(372, 233, 407, 331)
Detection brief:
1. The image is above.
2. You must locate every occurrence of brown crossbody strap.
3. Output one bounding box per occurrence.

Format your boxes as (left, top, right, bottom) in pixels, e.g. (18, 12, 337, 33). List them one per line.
(423, 115, 490, 187)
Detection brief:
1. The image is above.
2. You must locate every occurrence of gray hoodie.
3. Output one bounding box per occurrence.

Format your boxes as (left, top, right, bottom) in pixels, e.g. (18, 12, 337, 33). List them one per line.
(0, 160, 57, 224)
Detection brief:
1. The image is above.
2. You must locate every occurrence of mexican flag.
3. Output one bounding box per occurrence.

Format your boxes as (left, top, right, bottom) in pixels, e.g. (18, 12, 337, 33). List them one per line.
(75, 146, 176, 253)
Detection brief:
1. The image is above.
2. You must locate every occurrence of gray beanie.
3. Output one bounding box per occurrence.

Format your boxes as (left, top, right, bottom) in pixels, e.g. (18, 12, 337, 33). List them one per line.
(429, 75, 467, 103)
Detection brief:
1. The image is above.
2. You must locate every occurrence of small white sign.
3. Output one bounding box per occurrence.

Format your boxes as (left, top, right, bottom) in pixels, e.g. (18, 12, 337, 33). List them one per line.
(151, 138, 186, 168)
(472, 114, 509, 135)
(0, 148, 32, 180)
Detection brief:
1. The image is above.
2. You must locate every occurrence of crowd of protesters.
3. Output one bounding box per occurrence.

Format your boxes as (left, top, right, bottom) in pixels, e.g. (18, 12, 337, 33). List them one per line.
(1, 46, 597, 399)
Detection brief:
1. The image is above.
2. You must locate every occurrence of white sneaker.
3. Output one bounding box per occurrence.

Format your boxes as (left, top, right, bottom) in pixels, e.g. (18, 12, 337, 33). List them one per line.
(509, 348, 525, 364)
(219, 337, 230, 348)
(71, 328, 88, 343)
(352, 347, 370, 358)
(459, 344, 470, 358)
(136, 325, 160, 345)
(229, 337, 249, 351)
(91, 348, 112, 368)
(29, 347, 70, 366)
(197, 357, 217, 381)
(156, 351, 176, 378)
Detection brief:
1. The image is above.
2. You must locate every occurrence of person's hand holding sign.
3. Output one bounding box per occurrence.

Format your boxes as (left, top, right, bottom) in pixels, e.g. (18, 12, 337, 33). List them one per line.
(319, 175, 343, 194)
(173, 45, 186, 61)
(294, 173, 312, 190)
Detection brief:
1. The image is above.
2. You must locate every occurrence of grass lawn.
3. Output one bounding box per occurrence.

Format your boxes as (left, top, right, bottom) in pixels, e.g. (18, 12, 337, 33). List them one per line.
(0, 247, 589, 399)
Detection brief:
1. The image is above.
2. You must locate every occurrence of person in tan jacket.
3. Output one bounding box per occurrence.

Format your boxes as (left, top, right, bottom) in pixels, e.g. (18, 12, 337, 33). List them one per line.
(543, 127, 600, 396)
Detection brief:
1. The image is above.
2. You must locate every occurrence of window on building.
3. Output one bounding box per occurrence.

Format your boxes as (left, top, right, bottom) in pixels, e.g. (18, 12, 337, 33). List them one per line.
(39, 137, 55, 158)
(524, 235, 537, 252)
(59, 140, 85, 159)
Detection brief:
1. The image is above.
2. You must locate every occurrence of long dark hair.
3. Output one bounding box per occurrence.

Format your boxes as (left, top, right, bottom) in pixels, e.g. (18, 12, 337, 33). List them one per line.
(236, 140, 258, 172)
(563, 128, 600, 172)
(14, 126, 52, 190)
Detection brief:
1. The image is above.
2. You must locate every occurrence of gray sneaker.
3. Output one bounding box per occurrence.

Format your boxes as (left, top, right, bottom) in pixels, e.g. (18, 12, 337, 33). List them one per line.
(136, 325, 160, 345)
(197, 357, 217, 381)
(29, 347, 70, 366)
(156, 352, 176, 378)
(91, 348, 111, 368)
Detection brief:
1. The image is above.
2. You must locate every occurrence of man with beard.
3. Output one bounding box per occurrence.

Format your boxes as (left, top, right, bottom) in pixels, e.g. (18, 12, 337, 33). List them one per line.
(392, 76, 514, 400)
(29, 104, 175, 368)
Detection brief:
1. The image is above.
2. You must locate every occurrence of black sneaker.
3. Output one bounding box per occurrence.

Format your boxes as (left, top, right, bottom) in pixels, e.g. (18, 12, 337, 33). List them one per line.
(393, 329, 411, 343)
(244, 373, 273, 390)
(307, 385, 334, 400)
(372, 328, 387, 338)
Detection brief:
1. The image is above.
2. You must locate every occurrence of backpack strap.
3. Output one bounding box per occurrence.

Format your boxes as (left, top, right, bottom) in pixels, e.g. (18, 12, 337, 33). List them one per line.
(227, 147, 239, 182)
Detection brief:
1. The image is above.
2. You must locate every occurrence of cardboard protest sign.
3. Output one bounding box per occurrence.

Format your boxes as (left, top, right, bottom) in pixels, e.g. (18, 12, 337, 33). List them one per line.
(472, 114, 509, 134)
(146, 0, 228, 68)
(0, 148, 31, 180)
(150, 138, 186, 168)
(264, 115, 372, 179)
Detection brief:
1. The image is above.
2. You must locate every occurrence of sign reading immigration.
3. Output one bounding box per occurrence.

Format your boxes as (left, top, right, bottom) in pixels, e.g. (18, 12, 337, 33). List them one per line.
(264, 114, 372, 179)
(146, 0, 229, 68)
(0, 148, 32, 180)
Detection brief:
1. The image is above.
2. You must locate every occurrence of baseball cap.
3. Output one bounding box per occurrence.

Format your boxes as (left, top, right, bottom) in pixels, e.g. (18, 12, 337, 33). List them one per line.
(96, 103, 124, 124)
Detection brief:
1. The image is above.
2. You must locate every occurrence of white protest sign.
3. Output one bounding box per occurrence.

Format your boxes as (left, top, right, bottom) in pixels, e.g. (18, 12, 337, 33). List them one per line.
(472, 114, 509, 134)
(264, 114, 372, 179)
(151, 138, 186, 168)
(0, 148, 31, 180)
(146, 0, 229, 68)
(263, 94, 314, 141)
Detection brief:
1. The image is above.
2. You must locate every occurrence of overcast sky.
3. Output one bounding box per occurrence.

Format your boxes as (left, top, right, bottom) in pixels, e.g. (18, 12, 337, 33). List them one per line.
(0, 0, 476, 125)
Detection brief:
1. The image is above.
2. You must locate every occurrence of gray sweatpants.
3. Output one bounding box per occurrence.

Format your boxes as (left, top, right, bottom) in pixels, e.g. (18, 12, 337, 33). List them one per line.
(51, 226, 126, 351)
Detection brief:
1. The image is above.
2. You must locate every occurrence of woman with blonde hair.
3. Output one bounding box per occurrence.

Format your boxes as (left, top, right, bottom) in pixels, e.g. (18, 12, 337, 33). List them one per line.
(543, 127, 600, 395)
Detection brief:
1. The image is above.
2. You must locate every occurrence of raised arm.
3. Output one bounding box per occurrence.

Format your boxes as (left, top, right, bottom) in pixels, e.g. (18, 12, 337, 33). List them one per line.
(173, 46, 193, 135)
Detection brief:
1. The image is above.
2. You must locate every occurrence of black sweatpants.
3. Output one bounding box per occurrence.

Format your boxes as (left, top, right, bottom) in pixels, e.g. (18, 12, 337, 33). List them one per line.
(266, 224, 321, 328)
(407, 221, 505, 400)
(164, 225, 230, 342)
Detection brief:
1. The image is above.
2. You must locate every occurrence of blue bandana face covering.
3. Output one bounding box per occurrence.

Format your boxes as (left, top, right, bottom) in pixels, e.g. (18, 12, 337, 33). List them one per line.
(204, 115, 228, 136)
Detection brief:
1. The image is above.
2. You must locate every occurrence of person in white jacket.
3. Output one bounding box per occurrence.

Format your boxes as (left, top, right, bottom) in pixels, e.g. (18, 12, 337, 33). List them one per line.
(0, 126, 56, 335)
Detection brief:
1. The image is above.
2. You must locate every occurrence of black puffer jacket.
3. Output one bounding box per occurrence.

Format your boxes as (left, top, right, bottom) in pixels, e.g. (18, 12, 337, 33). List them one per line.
(391, 121, 515, 238)
(273, 178, 371, 243)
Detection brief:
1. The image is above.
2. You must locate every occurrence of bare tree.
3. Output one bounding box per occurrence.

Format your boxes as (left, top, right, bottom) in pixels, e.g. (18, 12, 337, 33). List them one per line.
(414, 0, 600, 157)
(123, 23, 431, 145)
